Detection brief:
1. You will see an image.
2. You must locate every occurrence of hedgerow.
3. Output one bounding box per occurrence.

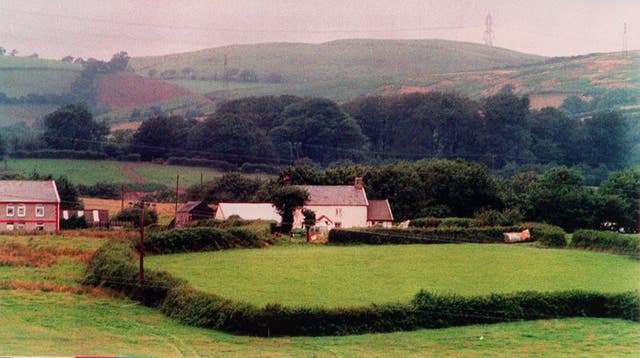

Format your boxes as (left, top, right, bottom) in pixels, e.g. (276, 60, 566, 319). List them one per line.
(328, 224, 567, 248)
(141, 227, 265, 255)
(83, 223, 635, 337)
(571, 230, 639, 258)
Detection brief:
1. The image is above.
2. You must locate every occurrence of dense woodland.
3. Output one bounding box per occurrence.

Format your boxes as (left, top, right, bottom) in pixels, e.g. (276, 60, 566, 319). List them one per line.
(0, 89, 636, 184)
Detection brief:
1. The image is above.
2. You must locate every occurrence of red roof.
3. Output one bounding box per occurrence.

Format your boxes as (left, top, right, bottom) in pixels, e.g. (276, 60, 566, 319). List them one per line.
(298, 185, 368, 206)
(367, 200, 394, 222)
(0, 180, 60, 203)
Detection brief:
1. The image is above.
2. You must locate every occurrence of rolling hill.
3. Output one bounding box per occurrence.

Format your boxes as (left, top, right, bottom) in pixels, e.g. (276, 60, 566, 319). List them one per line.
(129, 39, 546, 101)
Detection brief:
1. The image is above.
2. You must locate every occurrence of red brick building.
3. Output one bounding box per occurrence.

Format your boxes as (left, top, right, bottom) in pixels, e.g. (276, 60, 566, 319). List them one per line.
(0, 180, 61, 232)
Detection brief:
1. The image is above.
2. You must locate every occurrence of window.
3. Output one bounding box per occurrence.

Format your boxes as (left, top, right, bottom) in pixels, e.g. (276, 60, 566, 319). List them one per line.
(6, 205, 14, 217)
(36, 205, 45, 217)
(17, 205, 26, 217)
(335, 208, 343, 217)
(335, 222, 342, 228)
(35, 223, 44, 231)
(6, 223, 13, 231)
(16, 223, 25, 230)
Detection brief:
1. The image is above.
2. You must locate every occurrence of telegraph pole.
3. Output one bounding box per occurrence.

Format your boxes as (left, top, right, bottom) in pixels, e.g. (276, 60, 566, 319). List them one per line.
(138, 200, 146, 294)
(483, 12, 494, 47)
(622, 22, 628, 56)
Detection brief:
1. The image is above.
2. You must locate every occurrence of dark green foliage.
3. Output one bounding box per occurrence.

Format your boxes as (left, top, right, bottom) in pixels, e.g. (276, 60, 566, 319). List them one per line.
(114, 207, 158, 227)
(165, 157, 236, 171)
(11, 149, 109, 160)
(186, 172, 264, 203)
(76, 182, 120, 199)
(59, 214, 88, 229)
(240, 163, 281, 174)
(571, 230, 639, 258)
(141, 227, 264, 255)
(269, 186, 309, 232)
(598, 168, 640, 233)
(132, 116, 197, 161)
(528, 223, 567, 247)
(439, 217, 477, 228)
(42, 104, 108, 151)
(408, 217, 442, 228)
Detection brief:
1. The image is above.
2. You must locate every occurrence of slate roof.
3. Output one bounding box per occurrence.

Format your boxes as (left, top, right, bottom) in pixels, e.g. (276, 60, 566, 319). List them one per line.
(0, 180, 60, 203)
(215, 203, 280, 221)
(177, 201, 207, 213)
(367, 200, 394, 222)
(297, 185, 369, 206)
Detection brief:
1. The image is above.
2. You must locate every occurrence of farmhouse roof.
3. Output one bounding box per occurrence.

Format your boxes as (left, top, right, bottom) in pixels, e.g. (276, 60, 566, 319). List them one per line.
(367, 200, 394, 222)
(216, 202, 280, 221)
(0, 180, 61, 203)
(297, 185, 369, 206)
(178, 201, 205, 213)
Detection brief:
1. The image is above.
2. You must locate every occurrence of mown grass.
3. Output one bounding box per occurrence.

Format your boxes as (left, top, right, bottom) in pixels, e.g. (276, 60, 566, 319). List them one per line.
(147, 244, 640, 308)
(0, 290, 636, 357)
(2, 158, 227, 187)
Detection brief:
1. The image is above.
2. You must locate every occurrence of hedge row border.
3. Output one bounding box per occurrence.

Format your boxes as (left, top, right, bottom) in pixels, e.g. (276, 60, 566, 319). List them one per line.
(84, 227, 638, 337)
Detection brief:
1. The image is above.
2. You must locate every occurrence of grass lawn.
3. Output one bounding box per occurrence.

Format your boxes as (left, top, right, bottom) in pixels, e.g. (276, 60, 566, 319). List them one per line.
(147, 244, 640, 308)
(2, 158, 228, 187)
(0, 290, 637, 357)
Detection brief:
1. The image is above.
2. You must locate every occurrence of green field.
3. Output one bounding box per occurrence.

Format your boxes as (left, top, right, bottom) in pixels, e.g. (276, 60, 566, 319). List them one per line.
(147, 244, 640, 308)
(2, 159, 230, 187)
(0, 56, 79, 97)
(0, 291, 637, 357)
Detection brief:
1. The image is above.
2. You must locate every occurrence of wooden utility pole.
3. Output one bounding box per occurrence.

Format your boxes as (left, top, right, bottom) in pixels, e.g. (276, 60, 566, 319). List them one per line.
(175, 175, 180, 216)
(138, 200, 146, 294)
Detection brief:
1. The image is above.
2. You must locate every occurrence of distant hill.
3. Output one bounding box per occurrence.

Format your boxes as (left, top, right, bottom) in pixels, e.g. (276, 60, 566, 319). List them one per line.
(93, 72, 203, 110)
(0, 56, 80, 97)
(383, 50, 639, 107)
(130, 39, 546, 101)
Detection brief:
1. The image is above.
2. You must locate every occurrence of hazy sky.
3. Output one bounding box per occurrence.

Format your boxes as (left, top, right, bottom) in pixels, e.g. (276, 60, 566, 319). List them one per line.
(0, 0, 637, 60)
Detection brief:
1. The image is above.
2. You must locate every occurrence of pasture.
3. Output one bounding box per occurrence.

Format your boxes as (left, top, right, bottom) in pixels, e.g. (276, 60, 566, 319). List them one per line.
(146, 244, 640, 308)
(0, 291, 637, 356)
(2, 158, 227, 187)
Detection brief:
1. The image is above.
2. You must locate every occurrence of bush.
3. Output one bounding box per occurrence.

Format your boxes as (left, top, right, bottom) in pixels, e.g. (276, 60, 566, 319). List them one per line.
(329, 226, 526, 245)
(76, 182, 120, 199)
(166, 157, 237, 171)
(60, 214, 89, 229)
(240, 163, 281, 174)
(474, 208, 523, 227)
(528, 223, 567, 248)
(12, 149, 108, 160)
(440, 217, 477, 228)
(571, 230, 639, 258)
(409, 217, 441, 228)
(114, 207, 159, 227)
(142, 227, 264, 254)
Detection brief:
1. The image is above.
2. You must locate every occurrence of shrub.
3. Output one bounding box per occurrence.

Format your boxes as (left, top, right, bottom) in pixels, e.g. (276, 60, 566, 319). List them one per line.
(571, 230, 639, 258)
(114, 207, 158, 227)
(528, 223, 567, 248)
(440, 217, 477, 228)
(142, 227, 264, 255)
(60, 214, 89, 229)
(329, 226, 525, 245)
(240, 163, 281, 174)
(409, 217, 441, 228)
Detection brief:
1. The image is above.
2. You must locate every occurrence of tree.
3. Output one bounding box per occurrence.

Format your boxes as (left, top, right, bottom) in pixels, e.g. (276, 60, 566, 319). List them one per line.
(188, 113, 277, 164)
(60, 55, 74, 62)
(186, 173, 263, 203)
(114, 207, 158, 227)
(303, 209, 316, 242)
(42, 104, 108, 151)
(525, 167, 595, 231)
(560, 95, 590, 114)
(528, 107, 581, 165)
(0, 134, 5, 158)
(270, 98, 368, 165)
(270, 186, 309, 234)
(481, 93, 532, 168)
(108, 51, 130, 72)
(598, 168, 640, 233)
(0, 47, 5, 56)
(132, 116, 195, 160)
(582, 111, 630, 168)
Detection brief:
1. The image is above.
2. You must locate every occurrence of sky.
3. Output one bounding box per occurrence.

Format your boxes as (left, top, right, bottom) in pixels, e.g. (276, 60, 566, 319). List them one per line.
(0, 0, 638, 60)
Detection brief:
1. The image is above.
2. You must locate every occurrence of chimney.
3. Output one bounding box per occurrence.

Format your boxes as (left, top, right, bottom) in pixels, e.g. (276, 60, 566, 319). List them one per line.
(354, 177, 363, 190)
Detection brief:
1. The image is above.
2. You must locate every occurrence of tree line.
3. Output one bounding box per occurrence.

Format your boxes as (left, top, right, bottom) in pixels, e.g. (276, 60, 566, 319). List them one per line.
(0, 90, 636, 183)
(182, 162, 639, 233)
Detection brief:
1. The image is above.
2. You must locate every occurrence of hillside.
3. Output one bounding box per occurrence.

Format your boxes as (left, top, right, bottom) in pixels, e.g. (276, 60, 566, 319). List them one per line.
(130, 39, 545, 101)
(384, 50, 639, 107)
(93, 72, 203, 110)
